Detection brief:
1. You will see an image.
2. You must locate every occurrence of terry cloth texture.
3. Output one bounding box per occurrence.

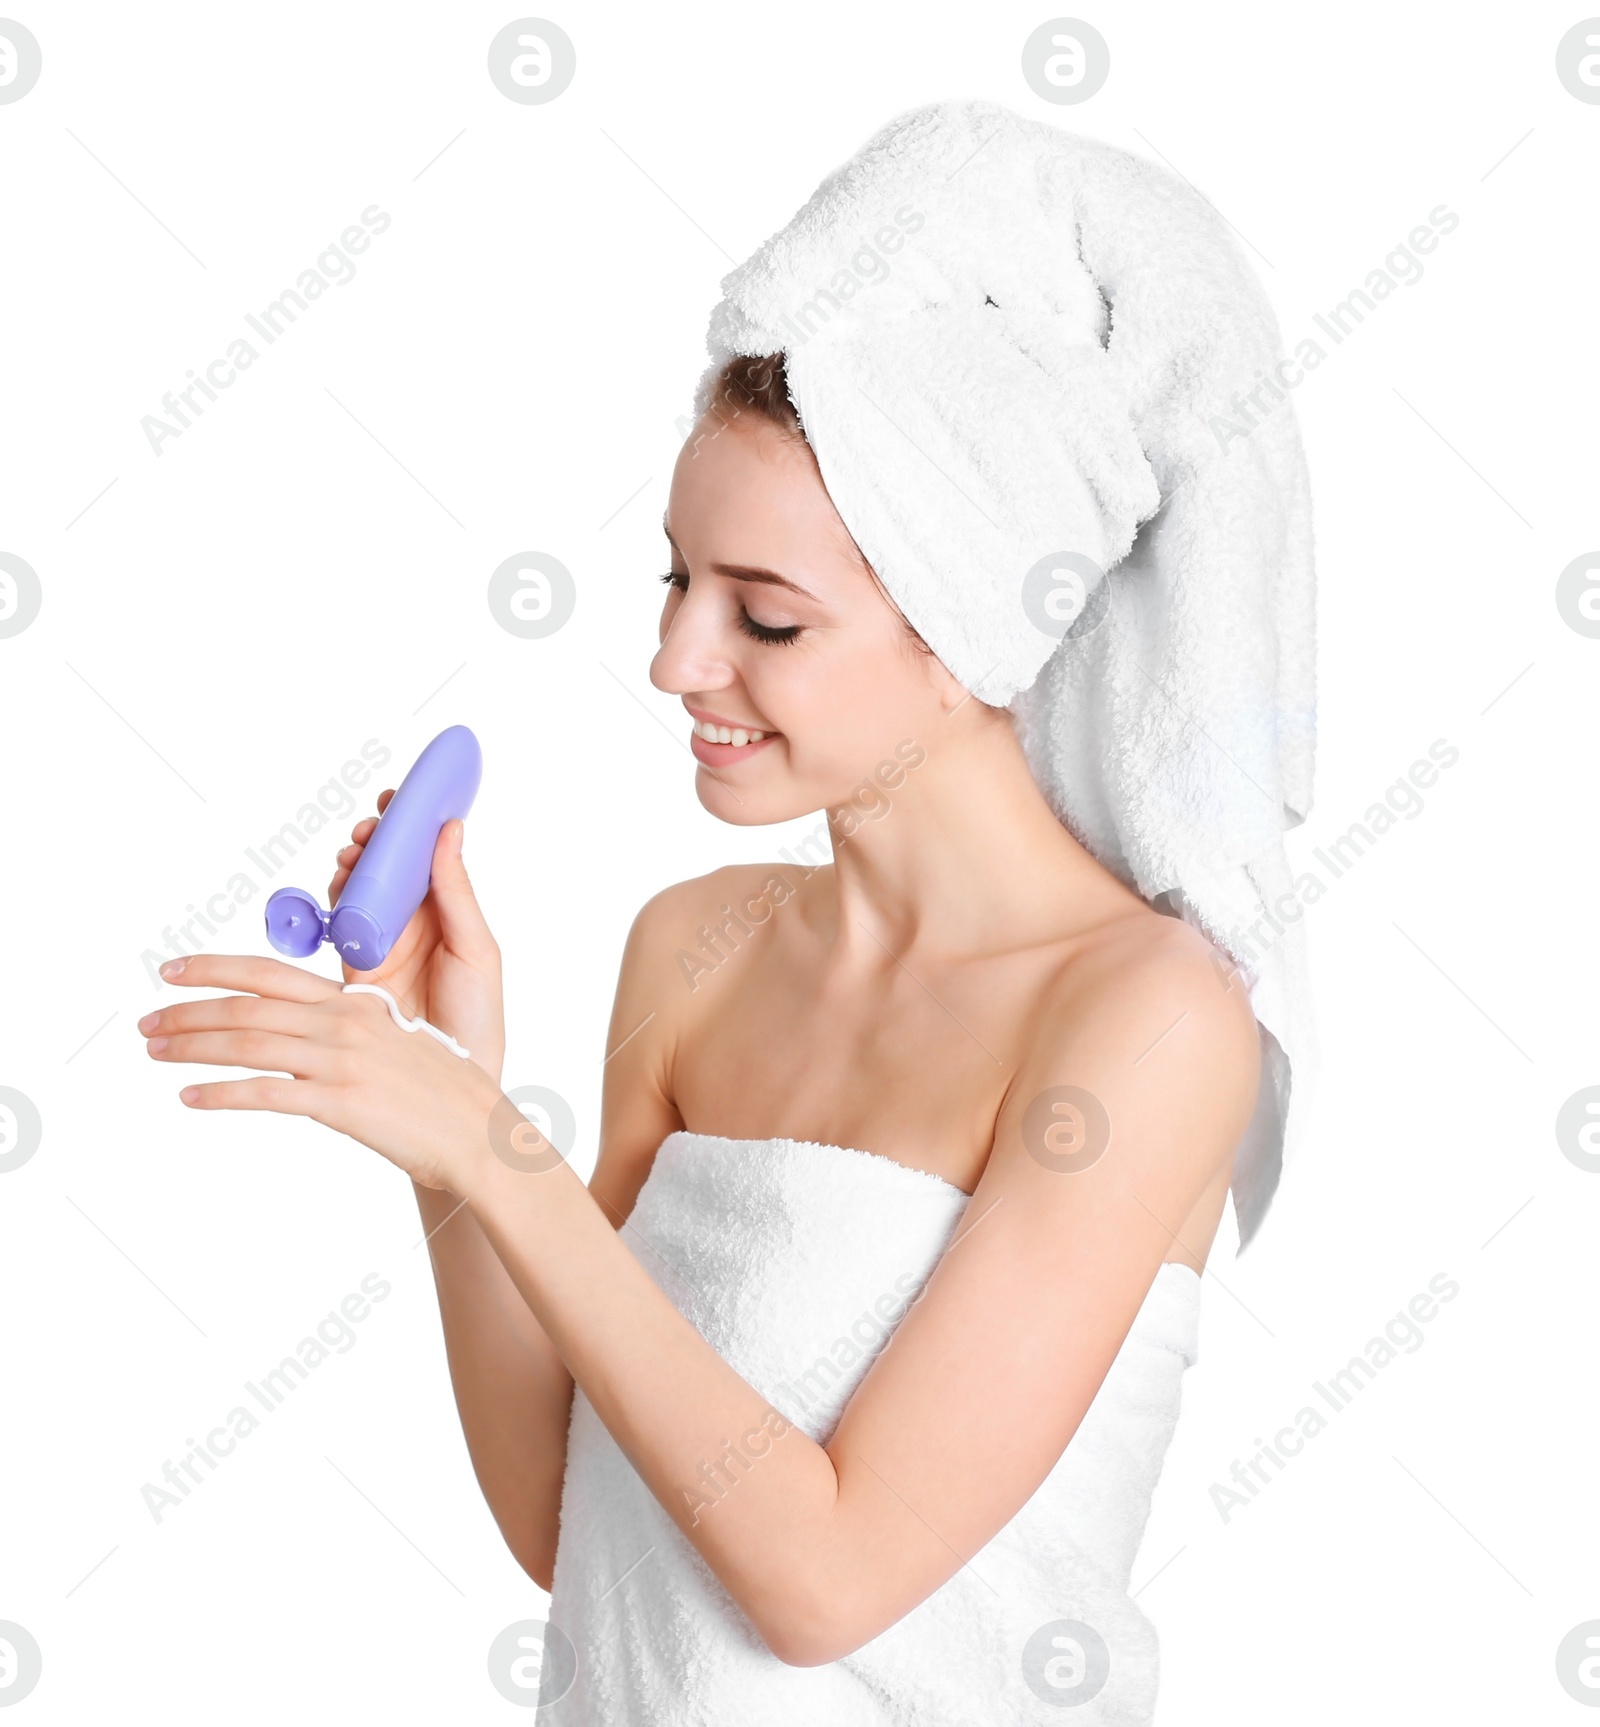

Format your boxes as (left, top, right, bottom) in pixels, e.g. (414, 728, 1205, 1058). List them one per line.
(691, 98, 1318, 1251)
(543, 1131, 1202, 1723)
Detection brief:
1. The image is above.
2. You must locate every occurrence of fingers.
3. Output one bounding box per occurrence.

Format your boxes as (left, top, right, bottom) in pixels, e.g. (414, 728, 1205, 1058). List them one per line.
(178, 1075, 327, 1115)
(328, 793, 394, 902)
(156, 953, 342, 1003)
(140, 993, 321, 1042)
(147, 1023, 331, 1079)
(329, 844, 359, 902)
(427, 818, 502, 970)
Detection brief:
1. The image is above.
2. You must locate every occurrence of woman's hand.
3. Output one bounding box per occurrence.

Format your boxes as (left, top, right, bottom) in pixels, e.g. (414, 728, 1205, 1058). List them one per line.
(137, 953, 503, 1192)
(330, 792, 506, 1086)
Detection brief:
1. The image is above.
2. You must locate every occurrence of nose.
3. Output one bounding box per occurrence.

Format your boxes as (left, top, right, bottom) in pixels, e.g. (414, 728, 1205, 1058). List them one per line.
(649, 586, 734, 699)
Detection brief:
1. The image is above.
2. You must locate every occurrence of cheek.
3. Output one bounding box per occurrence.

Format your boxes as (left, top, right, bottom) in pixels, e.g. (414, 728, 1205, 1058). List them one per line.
(758, 633, 923, 760)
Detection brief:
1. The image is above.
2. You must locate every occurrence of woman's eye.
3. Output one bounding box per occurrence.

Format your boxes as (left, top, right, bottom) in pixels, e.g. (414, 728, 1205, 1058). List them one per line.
(736, 610, 803, 646)
(657, 571, 803, 645)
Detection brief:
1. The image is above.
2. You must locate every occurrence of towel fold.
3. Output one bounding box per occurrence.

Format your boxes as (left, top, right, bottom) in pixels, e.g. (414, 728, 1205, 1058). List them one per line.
(691, 98, 1318, 1251)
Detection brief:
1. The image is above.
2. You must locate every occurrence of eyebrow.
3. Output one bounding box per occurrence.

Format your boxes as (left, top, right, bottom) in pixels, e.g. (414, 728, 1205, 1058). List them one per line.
(662, 515, 820, 603)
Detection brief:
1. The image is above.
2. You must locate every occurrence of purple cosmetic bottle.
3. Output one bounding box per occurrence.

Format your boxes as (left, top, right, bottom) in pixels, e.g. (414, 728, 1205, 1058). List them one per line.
(263, 725, 482, 972)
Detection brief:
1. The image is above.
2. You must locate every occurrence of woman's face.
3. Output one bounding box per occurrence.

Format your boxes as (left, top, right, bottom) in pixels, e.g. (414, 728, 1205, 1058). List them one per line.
(651, 407, 961, 826)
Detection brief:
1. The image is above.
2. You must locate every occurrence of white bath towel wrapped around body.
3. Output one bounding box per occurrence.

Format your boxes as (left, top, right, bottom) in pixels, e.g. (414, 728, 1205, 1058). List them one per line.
(541, 1130, 1201, 1724)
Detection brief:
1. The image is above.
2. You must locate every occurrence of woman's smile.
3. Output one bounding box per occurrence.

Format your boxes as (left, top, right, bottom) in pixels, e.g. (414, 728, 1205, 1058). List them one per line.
(686, 703, 782, 764)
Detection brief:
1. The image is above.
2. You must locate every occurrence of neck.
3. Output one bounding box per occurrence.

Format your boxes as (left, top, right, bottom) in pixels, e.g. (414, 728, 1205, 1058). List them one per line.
(814, 701, 1146, 961)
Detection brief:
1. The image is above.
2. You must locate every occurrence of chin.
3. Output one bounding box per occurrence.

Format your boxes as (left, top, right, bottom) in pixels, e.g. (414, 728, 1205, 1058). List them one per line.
(693, 766, 814, 830)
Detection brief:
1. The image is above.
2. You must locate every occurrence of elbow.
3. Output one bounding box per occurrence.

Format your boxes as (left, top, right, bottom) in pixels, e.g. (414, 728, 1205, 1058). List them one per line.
(501, 1496, 564, 1595)
(514, 1543, 555, 1595)
(509, 1523, 559, 1596)
(761, 1627, 846, 1670)
(753, 1578, 874, 1669)
(761, 1628, 836, 1670)
(762, 1622, 875, 1670)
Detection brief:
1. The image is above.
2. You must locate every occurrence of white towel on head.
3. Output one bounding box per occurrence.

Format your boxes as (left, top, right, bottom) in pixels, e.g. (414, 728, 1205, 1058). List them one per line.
(691, 97, 1317, 1251)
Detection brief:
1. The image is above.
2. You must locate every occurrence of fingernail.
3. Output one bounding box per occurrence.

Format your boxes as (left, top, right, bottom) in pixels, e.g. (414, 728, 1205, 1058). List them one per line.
(147, 1037, 169, 1054)
(137, 1012, 159, 1033)
(160, 958, 187, 979)
(179, 1086, 200, 1104)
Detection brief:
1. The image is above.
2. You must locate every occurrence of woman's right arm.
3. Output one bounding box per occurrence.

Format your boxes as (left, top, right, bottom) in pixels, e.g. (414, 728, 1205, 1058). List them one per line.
(421, 880, 693, 1587)
(329, 799, 575, 1587)
(413, 1182, 576, 1590)
(333, 799, 692, 1588)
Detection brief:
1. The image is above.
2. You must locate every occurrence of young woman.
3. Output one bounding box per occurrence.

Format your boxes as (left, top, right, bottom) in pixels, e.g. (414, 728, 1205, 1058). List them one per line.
(139, 100, 1313, 1724)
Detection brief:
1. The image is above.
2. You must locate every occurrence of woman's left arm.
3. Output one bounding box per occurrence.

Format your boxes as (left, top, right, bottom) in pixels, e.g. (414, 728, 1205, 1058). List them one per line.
(145, 921, 1257, 1667)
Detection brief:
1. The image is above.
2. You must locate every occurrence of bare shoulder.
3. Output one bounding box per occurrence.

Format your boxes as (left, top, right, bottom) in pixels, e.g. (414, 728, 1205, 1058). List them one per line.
(630, 859, 800, 928)
(590, 862, 810, 1224)
(588, 865, 776, 1223)
(1055, 906, 1259, 1058)
(619, 860, 804, 991)
(996, 907, 1261, 1187)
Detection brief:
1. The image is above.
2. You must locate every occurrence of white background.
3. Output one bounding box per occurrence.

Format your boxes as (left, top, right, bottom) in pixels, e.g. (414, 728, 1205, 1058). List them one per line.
(1, 1, 1595, 1720)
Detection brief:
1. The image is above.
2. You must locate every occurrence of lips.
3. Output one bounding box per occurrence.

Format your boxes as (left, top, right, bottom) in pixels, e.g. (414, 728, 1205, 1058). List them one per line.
(685, 705, 780, 766)
(688, 728, 779, 766)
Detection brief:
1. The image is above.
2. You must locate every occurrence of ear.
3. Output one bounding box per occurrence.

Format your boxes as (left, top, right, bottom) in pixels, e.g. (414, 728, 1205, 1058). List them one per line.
(925, 646, 981, 714)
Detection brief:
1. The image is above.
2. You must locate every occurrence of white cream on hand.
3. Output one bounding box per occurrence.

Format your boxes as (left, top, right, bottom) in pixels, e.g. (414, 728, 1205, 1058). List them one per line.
(341, 983, 471, 1060)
